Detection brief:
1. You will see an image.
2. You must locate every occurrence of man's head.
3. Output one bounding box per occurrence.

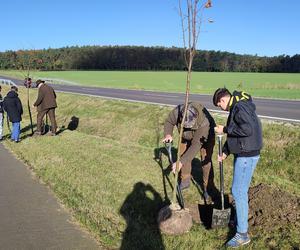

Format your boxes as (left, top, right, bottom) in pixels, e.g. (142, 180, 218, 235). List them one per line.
(11, 86, 18, 92)
(35, 79, 45, 87)
(213, 88, 231, 111)
(180, 104, 198, 128)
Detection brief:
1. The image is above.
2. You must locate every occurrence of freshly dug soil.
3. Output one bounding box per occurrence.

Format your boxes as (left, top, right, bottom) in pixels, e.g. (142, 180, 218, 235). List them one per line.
(186, 183, 300, 230)
(248, 183, 300, 229)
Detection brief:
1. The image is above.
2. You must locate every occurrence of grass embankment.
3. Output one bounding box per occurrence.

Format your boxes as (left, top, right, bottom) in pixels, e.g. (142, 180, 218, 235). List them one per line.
(1, 70, 300, 99)
(2, 85, 300, 249)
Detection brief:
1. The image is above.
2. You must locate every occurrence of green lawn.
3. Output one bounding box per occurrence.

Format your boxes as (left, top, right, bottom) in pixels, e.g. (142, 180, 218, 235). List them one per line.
(1, 70, 300, 99)
(2, 85, 299, 249)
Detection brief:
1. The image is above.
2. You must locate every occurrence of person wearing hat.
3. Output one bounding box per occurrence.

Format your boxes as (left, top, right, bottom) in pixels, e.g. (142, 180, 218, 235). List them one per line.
(3, 86, 23, 142)
(163, 102, 216, 203)
(33, 79, 57, 136)
(213, 88, 262, 248)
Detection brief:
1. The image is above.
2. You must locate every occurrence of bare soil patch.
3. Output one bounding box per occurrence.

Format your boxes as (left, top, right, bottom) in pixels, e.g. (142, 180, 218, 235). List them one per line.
(248, 183, 300, 229)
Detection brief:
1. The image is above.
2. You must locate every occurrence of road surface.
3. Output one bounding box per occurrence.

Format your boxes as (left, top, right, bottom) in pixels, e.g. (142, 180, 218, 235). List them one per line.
(1, 76, 299, 123)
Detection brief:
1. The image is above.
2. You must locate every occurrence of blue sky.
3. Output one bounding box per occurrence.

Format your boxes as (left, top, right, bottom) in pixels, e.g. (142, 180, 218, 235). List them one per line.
(1, 0, 300, 56)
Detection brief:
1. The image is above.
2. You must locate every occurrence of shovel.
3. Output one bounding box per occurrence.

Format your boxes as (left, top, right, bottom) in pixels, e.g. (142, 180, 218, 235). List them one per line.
(165, 141, 185, 209)
(211, 134, 231, 228)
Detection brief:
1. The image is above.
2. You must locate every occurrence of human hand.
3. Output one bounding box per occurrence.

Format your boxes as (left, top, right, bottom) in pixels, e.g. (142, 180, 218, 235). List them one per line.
(214, 125, 224, 134)
(172, 161, 183, 174)
(163, 134, 173, 143)
(217, 153, 227, 162)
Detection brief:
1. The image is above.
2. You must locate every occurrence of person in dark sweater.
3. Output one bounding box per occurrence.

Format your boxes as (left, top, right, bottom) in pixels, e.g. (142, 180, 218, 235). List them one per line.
(213, 88, 262, 248)
(3, 86, 23, 142)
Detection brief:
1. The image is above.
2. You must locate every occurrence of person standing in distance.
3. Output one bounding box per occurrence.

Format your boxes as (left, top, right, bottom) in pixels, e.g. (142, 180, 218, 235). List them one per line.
(213, 88, 262, 248)
(33, 79, 57, 136)
(0, 85, 4, 141)
(3, 86, 23, 142)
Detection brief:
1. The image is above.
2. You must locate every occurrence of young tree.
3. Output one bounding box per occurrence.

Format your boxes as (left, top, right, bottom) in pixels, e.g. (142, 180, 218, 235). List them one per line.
(172, 0, 213, 208)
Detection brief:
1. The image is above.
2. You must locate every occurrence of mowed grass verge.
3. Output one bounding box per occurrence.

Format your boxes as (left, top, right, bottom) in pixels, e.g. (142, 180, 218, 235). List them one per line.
(2, 85, 300, 249)
(1, 70, 300, 99)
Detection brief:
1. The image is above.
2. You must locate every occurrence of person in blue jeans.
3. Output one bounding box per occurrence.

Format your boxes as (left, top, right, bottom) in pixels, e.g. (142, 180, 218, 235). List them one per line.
(3, 86, 23, 142)
(213, 88, 263, 248)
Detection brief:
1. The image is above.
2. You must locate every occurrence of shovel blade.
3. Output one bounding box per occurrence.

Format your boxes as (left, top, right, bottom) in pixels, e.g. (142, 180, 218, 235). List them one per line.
(211, 208, 231, 228)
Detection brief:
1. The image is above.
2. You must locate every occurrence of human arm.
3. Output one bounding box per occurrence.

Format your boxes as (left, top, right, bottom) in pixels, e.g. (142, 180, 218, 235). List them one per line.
(163, 107, 179, 142)
(225, 106, 253, 137)
(33, 89, 44, 107)
(180, 119, 210, 165)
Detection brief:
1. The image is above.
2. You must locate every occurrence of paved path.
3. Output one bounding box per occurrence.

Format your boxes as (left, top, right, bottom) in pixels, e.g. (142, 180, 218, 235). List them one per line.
(0, 143, 101, 250)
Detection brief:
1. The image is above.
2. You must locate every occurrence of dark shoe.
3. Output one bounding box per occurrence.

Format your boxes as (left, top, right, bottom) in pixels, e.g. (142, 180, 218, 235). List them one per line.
(226, 232, 251, 248)
(203, 191, 212, 204)
(179, 179, 190, 190)
(47, 132, 56, 136)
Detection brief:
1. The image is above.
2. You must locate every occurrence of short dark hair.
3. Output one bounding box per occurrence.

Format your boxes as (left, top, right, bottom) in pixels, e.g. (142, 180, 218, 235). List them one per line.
(11, 85, 18, 92)
(213, 88, 231, 106)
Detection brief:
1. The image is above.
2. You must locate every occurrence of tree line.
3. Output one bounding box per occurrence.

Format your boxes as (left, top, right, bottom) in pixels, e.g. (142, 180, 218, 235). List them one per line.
(0, 45, 299, 72)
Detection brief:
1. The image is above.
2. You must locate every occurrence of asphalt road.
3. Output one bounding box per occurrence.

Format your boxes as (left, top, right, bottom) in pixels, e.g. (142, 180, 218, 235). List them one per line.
(2, 76, 300, 123)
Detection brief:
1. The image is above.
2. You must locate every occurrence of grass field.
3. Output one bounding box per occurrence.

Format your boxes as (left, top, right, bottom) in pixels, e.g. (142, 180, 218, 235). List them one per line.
(1, 85, 299, 249)
(1, 70, 300, 99)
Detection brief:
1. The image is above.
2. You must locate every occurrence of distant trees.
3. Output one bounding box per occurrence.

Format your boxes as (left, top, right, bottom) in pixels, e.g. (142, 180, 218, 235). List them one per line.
(0, 45, 299, 72)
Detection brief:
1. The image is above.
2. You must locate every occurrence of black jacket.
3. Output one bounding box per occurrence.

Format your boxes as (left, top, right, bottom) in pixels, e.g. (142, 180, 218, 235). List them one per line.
(0, 94, 3, 113)
(223, 91, 262, 157)
(3, 91, 23, 122)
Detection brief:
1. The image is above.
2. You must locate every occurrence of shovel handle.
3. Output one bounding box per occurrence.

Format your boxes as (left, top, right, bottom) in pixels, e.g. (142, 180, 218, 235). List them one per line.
(217, 135, 225, 210)
(164, 142, 185, 208)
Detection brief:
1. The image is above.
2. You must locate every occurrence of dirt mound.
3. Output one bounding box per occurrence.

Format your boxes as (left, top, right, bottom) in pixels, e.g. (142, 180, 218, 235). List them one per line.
(248, 183, 300, 228)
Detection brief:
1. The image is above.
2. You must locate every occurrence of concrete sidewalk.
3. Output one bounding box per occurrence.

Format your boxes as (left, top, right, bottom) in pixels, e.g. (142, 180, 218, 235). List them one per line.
(0, 143, 102, 250)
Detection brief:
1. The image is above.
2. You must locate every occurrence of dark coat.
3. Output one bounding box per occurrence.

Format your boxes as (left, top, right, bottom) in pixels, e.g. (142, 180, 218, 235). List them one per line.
(34, 84, 57, 112)
(223, 91, 263, 157)
(0, 94, 3, 113)
(164, 102, 215, 165)
(3, 91, 23, 122)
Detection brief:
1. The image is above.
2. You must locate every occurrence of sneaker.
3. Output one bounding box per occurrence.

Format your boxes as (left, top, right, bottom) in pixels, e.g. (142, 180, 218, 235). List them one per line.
(226, 232, 251, 248)
(46, 132, 56, 136)
(179, 179, 190, 190)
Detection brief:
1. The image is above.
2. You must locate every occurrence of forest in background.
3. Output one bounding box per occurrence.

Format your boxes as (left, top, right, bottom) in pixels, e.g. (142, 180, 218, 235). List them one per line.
(0, 45, 299, 72)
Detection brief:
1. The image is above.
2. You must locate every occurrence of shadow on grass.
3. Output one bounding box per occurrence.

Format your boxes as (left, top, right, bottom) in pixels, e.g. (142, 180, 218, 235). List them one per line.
(57, 116, 80, 135)
(120, 182, 165, 250)
(153, 146, 176, 204)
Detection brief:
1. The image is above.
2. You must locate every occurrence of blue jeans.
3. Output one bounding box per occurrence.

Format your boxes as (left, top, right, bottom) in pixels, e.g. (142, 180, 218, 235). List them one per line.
(232, 155, 260, 234)
(11, 122, 20, 142)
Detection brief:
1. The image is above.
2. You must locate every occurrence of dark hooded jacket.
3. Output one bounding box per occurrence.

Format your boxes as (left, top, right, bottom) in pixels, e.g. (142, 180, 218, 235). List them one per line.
(3, 90, 23, 122)
(164, 102, 215, 165)
(223, 91, 262, 157)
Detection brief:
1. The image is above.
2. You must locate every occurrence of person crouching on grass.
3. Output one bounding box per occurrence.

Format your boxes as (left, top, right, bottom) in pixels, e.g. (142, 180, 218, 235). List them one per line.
(213, 88, 262, 248)
(3, 86, 23, 143)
